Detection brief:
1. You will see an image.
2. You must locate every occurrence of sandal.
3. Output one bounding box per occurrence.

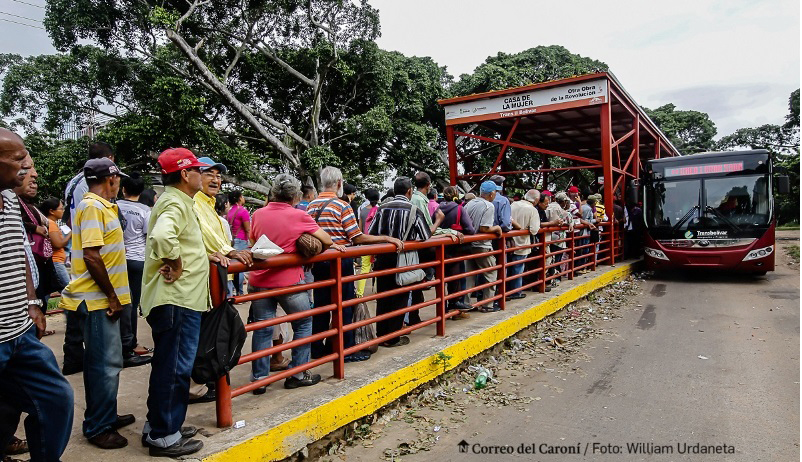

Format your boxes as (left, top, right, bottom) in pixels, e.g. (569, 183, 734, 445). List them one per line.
(380, 336, 410, 348)
(133, 345, 154, 355)
(344, 351, 372, 362)
(478, 305, 501, 313)
(6, 436, 27, 455)
(42, 330, 56, 337)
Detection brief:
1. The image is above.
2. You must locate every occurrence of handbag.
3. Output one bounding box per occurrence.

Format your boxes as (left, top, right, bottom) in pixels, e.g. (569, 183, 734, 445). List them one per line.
(20, 201, 53, 259)
(450, 204, 463, 231)
(395, 205, 426, 286)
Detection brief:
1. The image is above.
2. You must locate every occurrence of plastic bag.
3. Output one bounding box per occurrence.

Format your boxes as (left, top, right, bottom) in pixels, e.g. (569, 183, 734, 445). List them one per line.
(352, 302, 378, 353)
(251, 234, 284, 259)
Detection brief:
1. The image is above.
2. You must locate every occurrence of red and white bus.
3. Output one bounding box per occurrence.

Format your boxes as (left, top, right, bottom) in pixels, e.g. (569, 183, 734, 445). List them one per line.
(642, 149, 790, 274)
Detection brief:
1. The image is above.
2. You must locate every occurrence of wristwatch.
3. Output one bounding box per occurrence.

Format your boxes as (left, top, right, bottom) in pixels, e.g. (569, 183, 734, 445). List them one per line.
(27, 299, 43, 307)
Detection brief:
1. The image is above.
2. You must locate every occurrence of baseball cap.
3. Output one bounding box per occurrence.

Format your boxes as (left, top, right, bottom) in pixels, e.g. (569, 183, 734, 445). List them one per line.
(196, 156, 228, 174)
(480, 181, 497, 195)
(541, 190, 552, 197)
(489, 174, 505, 190)
(83, 158, 128, 180)
(568, 185, 580, 193)
(158, 148, 210, 174)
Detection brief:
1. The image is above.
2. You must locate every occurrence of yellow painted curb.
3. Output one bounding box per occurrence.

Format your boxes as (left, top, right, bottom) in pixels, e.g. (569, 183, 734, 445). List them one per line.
(204, 262, 637, 462)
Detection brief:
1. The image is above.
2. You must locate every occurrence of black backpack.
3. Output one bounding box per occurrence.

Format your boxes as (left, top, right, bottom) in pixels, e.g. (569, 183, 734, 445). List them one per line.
(192, 264, 247, 384)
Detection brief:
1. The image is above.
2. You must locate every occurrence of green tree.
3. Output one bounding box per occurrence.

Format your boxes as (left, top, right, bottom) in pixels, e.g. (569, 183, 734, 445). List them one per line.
(449, 45, 607, 96)
(43, 0, 380, 183)
(444, 46, 608, 190)
(785, 89, 800, 129)
(715, 89, 800, 224)
(642, 104, 717, 154)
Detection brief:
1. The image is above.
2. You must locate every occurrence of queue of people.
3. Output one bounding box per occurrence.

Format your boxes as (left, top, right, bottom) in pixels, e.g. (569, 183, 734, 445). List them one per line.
(0, 127, 622, 461)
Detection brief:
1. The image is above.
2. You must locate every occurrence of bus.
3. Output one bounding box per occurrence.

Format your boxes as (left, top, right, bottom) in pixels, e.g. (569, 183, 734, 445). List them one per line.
(642, 149, 789, 273)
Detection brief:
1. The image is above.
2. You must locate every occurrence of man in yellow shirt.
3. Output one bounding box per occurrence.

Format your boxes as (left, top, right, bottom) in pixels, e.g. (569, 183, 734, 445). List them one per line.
(188, 156, 253, 403)
(139, 148, 208, 457)
(59, 158, 134, 450)
(193, 156, 253, 271)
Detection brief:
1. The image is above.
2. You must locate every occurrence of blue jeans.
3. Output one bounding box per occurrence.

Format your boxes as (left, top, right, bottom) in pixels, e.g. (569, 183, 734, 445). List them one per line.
(0, 326, 74, 461)
(506, 253, 526, 292)
(232, 239, 249, 295)
(78, 301, 123, 438)
(144, 305, 202, 447)
(53, 261, 70, 289)
(311, 258, 356, 358)
(249, 283, 312, 381)
(121, 259, 144, 354)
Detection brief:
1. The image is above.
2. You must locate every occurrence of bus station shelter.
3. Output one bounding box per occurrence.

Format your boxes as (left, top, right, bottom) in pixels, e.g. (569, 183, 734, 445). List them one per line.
(438, 72, 681, 262)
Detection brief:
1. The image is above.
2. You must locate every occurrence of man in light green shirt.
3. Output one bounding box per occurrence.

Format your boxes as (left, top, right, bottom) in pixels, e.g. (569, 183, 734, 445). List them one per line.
(140, 148, 208, 457)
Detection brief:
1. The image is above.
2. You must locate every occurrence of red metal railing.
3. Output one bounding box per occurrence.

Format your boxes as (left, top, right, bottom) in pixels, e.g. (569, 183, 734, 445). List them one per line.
(212, 222, 623, 427)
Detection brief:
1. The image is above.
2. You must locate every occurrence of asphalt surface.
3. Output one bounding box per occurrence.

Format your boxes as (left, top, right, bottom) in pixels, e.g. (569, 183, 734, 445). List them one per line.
(342, 232, 800, 462)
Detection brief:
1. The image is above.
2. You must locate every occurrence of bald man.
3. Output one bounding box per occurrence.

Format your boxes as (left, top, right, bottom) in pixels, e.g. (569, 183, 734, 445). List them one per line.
(0, 128, 74, 461)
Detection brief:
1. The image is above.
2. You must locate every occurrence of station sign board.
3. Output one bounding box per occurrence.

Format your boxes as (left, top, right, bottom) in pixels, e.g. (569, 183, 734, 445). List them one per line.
(444, 78, 608, 125)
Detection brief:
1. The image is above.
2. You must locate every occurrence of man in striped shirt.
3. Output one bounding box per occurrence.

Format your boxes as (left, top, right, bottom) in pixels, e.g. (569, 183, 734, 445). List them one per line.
(59, 158, 134, 450)
(306, 166, 403, 362)
(0, 128, 74, 462)
(368, 177, 433, 347)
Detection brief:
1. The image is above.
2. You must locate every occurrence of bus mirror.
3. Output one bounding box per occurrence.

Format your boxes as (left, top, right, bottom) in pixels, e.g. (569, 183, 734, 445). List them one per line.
(777, 175, 790, 194)
(628, 179, 639, 204)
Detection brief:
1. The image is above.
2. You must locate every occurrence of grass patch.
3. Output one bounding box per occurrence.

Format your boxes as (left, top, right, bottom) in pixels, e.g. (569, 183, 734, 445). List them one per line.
(47, 296, 61, 312)
(785, 245, 800, 264)
(778, 221, 800, 231)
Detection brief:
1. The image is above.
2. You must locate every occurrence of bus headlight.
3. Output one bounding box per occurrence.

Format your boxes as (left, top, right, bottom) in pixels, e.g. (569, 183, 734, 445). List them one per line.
(644, 247, 669, 260)
(743, 245, 774, 262)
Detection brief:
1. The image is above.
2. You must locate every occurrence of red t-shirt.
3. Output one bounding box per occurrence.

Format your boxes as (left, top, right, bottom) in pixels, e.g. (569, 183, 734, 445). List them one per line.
(249, 202, 320, 289)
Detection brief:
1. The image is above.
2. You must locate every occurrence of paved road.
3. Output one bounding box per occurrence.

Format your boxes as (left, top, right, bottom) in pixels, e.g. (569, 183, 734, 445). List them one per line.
(341, 233, 799, 462)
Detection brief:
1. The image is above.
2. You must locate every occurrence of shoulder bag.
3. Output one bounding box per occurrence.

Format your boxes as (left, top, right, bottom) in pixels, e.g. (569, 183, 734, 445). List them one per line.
(395, 205, 426, 286)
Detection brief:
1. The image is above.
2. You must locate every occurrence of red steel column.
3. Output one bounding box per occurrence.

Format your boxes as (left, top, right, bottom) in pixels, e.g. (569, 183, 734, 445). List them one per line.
(435, 244, 446, 336)
(498, 235, 507, 310)
(332, 258, 345, 379)
(540, 230, 548, 293)
(212, 264, 233, 428)
(447, 125, 458, 186)
(633, 114, 641, 181)
(600, 102, 615, 265)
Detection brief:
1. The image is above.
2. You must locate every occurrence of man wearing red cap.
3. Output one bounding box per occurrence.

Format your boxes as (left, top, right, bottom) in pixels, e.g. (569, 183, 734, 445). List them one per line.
(139, 148, 209, 457)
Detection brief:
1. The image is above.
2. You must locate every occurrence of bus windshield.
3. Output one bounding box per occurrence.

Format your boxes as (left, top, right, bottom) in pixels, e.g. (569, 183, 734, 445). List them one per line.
(647, 174, 771, 231)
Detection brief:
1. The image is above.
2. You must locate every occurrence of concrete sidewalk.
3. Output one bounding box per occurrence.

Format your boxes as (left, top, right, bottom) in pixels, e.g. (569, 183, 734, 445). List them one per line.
(28, 260, 637, 461)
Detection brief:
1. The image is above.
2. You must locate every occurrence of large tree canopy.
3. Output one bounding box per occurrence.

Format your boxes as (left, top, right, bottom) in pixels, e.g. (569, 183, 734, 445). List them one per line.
(716, 89, 800, 224)
(642, 103, 717, 155)
(42, 0, 382, 183)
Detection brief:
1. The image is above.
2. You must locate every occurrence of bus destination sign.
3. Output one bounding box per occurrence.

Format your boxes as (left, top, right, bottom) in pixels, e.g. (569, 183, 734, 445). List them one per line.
(664, 162, 744, 178)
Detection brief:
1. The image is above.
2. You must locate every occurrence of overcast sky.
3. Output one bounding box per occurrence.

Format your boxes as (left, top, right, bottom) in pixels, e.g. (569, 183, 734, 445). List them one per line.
(369, 0, 800, 137)
(1, 0, 799, 137)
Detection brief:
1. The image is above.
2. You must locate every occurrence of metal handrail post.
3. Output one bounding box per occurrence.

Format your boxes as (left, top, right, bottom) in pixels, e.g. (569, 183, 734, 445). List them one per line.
(498, 234, 507, 310)
(210, 265, 233, 428)
(332, 258, 345, 379)
(435, 243, 446, 336)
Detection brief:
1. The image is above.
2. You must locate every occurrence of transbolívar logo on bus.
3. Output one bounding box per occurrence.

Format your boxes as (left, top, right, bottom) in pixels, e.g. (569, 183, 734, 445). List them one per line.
(684, 230, 729, 239)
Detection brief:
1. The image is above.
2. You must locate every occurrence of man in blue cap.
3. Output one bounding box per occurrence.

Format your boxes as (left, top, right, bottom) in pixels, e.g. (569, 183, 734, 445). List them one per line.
(189, 156, 255, 403)
(462, 181, 503, 312)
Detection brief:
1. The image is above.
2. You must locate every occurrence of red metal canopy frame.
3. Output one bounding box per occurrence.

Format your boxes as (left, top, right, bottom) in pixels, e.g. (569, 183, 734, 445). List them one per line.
(438, 72, 680, 264)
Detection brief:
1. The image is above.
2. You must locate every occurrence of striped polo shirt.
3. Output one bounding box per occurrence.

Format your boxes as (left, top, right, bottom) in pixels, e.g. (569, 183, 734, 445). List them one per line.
(0, 190, 33, 342)
(306, 192, 362, 245)
(59, 192, 131, 311)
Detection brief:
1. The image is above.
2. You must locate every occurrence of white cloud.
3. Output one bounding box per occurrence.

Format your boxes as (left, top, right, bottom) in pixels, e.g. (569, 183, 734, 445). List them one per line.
(370, 0, 800, 137)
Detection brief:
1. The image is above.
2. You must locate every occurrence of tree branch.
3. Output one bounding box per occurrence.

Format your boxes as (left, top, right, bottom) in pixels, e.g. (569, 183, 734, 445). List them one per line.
(166, 29, 301, 170)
